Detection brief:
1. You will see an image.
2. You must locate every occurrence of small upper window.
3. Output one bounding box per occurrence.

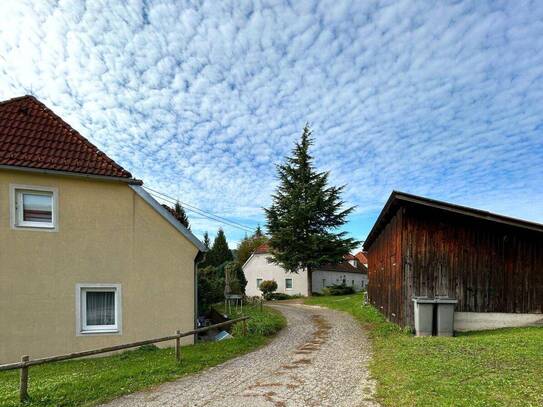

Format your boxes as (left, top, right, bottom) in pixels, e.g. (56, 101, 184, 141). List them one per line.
(285, 278, 293, 289)
(256, 278, 263, 288)
(12, 185, 57, 230)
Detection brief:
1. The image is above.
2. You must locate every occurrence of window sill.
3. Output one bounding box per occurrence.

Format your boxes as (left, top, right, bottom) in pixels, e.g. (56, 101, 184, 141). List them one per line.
(13, 224, 57, 232)
(79, 329, 120, 335)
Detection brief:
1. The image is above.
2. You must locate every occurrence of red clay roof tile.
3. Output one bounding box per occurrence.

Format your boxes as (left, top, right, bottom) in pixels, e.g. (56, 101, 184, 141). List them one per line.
(254, 243, 270, 254)
(0, 95, 132, 178)
(354, 251, 368, 264)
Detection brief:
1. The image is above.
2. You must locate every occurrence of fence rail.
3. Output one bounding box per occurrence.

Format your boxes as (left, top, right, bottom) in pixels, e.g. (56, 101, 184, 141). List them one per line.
(0, 316, 249, 401)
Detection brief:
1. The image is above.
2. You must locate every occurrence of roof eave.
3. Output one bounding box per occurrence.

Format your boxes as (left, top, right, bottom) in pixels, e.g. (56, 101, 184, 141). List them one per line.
(363, 191, 400, 251)
(363, 190, 543, 251)
(0, 164, 142, 184)
(130, 185, 207, 252)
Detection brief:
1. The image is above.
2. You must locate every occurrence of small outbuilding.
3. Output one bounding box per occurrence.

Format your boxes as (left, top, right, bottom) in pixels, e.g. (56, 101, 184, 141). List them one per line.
(363, 191, 543, 331)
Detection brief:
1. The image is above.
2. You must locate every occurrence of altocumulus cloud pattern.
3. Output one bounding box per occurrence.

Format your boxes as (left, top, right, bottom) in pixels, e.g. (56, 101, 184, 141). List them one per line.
(1, 0, 543, 244)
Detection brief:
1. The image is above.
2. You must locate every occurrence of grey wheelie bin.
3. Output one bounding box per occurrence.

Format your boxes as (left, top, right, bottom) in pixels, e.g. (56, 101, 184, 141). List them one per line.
(412, 297, 435, 336)
(435, 297, 458, 336)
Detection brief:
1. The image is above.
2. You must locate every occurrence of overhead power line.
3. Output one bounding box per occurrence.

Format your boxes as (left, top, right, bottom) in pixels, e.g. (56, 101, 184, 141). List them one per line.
(143, 185, 256, 233)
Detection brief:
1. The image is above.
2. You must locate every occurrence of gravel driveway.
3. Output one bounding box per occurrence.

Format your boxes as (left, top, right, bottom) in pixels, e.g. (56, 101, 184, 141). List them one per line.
(102, 303, 379, 407)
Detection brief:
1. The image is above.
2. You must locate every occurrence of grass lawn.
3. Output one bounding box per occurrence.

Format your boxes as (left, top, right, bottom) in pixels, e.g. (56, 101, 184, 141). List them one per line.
(305, 293, 543, 407)
(0, 304, 286, 407)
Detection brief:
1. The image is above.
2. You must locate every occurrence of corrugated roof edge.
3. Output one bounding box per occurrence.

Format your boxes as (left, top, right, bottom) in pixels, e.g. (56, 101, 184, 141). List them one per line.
(363, 190, 543, 251)
(130, 185, 207, 252)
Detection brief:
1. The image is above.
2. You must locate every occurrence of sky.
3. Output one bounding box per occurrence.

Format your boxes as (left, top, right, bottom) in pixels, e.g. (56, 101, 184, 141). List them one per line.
(1, 0, 543, 249)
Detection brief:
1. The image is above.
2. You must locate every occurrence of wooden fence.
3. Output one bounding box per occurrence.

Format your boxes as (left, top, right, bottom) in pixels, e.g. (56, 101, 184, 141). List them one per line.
(0, 316, 249, 402)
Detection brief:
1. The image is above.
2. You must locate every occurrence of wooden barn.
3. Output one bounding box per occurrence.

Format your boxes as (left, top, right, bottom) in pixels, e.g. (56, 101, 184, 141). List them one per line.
(363, 191, 543, 331)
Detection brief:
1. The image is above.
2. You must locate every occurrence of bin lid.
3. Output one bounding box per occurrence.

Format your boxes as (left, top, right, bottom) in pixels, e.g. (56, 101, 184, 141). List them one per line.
(434, 297, 458, 304)
(411, 297, 437, 303)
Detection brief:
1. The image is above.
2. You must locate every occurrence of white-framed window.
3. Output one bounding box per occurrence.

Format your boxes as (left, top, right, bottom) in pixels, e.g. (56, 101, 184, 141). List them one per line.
(10, 184, 58, 230)
(285, 278, 293, 290)
(76, 284, 122, 335)
(322, 278, 326, 288)
(256, 278, 263, 288)
(352, 280, 355, 286)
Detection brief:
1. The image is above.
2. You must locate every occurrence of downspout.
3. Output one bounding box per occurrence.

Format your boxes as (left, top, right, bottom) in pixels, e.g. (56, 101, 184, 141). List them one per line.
(193, 250, 206, 337)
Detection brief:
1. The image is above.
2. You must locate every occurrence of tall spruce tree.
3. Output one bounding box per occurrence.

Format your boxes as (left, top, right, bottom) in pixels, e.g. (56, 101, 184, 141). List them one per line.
(264, 125, 358, 295)
(206, 228, 234, 267)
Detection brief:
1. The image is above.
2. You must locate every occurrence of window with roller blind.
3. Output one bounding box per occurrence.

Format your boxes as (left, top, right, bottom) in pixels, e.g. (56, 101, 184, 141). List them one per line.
(10, 184, 58, 230)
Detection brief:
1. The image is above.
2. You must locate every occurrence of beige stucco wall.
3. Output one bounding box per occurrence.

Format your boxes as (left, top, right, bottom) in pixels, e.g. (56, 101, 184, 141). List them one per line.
(0, 169, 198, 364)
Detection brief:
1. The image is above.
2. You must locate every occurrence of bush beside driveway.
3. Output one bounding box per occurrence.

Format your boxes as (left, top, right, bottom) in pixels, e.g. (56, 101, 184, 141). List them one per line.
(305, 293, 543, 407)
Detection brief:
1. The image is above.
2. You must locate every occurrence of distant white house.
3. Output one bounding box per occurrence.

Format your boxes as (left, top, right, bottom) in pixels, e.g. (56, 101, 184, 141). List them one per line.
(243, 244, 368, 297)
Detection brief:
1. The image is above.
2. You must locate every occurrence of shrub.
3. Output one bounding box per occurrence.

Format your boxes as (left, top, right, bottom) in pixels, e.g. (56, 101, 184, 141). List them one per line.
(259, 280, 278, 300)
(322, 283, 354, 296)
(198, 265, 225, 313)
(229, 305, 286, 336)
(269, 293, 289, 300)
(268, 293, 303, 300)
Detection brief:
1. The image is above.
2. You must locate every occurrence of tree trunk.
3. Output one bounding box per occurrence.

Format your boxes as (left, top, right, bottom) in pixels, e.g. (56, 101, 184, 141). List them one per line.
(306, 265, 312, 297)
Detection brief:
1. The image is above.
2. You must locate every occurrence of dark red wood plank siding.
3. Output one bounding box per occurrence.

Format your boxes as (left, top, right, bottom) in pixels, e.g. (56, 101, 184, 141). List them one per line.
(368, 203, 543, 328)
(367, 208, 404, 325)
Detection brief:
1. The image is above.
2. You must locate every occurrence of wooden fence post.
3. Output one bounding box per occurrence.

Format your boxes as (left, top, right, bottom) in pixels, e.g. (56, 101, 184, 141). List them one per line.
(175, 330, 181, 362)
(19, 355, 29, 402)
(242, 319, 248, 336)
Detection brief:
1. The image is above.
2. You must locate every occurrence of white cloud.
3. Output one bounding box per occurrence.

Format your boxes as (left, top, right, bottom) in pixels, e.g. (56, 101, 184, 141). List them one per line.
(1, 0, 543, 246)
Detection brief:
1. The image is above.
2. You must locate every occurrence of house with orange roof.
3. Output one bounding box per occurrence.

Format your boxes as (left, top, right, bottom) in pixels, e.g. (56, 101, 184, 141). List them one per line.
(0, 96, 206, 363)
(354, 251, 368, 267)
(242, 243, 368, 297)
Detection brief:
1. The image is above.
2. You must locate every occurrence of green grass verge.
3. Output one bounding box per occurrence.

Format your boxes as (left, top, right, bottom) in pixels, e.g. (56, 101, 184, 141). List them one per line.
(217, 302, 286, 337)
(0, 304, 286, 407)
(305, 293, 543, 407)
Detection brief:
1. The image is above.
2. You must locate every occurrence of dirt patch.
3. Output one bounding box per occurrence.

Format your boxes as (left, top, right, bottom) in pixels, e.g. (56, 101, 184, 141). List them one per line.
(295, 314, 331, 354)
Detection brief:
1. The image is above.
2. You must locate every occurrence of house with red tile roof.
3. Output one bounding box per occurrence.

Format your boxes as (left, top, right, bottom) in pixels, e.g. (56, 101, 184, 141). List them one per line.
(354, 251, 368, 267)
(0, 96, 206, 363)
(242, 243, 368, 296)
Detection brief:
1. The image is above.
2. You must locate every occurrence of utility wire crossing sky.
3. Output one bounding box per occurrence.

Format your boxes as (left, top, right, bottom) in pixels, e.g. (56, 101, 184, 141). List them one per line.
(1, 0, 542, 247)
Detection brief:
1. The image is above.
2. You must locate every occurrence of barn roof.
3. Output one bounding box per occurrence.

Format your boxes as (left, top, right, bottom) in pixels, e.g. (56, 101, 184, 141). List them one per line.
(317, 258, 367, 274)
(363, 191, 543, 251)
